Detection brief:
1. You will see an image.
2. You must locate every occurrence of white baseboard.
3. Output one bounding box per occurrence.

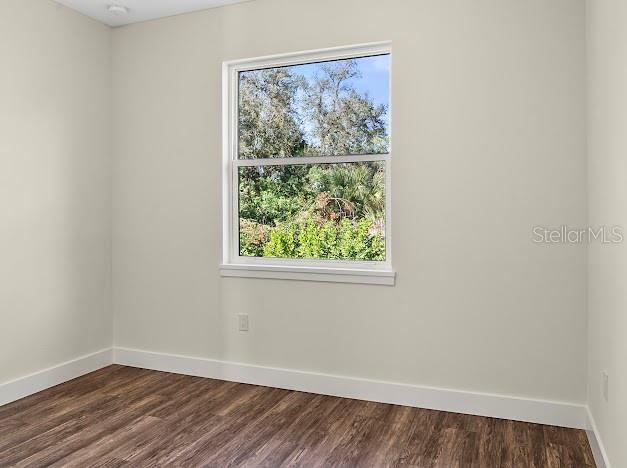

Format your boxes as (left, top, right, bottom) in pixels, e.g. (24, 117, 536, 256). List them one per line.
(0, 346, 590, 433)
(586, 407, 611, 468)
(113, 346, 588, 429)
(0, 348, 113, 407)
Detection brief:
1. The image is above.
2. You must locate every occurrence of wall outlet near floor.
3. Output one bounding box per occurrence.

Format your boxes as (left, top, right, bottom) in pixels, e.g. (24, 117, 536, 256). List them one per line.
(602, 371, 609, 402)
(238, 313, 249, 332)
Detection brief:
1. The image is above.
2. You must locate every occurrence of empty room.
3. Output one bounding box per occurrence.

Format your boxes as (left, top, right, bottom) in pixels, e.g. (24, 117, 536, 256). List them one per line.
(0, 0, 624, 466)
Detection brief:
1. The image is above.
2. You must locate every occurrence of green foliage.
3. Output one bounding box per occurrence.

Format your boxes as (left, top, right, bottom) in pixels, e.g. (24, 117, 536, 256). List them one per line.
(262, 217, 385, 261)
(303, 60, 389, 156)
(239, 68, 306, 158)
(307, 163, 384, 221)
(239, 165, 309, 226)
(237, 57, 389, 261)
(298, 219, 339, 259)
(239, 219, 268, 257)
(263, 224, 297, 258)
(239, 59, 389, 159)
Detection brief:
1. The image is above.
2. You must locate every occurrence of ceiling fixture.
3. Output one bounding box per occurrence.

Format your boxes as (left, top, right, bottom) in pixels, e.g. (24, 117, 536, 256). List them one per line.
(53, 1, 250, 27)
(107, 4, 129, 15)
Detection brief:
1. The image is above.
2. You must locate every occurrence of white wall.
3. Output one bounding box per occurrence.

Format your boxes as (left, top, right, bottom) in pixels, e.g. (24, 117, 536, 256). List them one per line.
(587, 0, 627, 465)
(0, 0, 112, 382)
(112, 0, 588, 404)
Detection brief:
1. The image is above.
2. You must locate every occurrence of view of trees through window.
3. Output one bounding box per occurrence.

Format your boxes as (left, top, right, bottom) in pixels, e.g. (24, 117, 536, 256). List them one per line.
(237, 54, 390, 260)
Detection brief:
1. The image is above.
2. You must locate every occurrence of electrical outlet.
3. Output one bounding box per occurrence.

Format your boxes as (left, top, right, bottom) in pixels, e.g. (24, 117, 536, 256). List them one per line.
(602, 371, 609, 402)
(238, 314, 249, 332)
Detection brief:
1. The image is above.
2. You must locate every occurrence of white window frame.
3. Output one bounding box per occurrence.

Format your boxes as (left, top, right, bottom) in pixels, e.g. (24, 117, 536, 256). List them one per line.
(220, 42, 395, 285)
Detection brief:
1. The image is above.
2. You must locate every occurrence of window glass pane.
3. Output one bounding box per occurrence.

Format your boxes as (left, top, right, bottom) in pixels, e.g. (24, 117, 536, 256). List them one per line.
(238, 54, 390, 159)
(239, 162, 385, 260)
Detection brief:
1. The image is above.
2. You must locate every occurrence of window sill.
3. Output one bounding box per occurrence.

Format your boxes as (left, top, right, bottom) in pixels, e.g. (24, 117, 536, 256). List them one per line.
(220, 263, 396, 285)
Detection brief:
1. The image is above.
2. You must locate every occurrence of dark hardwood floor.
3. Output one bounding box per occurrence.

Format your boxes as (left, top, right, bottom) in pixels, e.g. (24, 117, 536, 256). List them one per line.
(0, 365, 595, 467)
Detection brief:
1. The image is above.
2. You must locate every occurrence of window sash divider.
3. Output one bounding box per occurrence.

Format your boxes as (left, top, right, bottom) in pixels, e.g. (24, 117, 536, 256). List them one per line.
(234, 153, 388, 167)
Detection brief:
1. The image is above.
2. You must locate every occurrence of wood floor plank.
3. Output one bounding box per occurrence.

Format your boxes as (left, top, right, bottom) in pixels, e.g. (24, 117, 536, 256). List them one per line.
(5, 395, 165, 467)
(0, 365, 596, 468)
(251, 393, 346, 467)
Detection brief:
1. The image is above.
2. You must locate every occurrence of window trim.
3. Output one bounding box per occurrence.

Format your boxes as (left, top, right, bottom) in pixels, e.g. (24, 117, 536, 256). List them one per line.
(220, 42, 395, 285)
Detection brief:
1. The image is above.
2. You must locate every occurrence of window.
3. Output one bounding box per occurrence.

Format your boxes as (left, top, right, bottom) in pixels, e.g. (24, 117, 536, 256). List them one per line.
(221, 43, 394, 285)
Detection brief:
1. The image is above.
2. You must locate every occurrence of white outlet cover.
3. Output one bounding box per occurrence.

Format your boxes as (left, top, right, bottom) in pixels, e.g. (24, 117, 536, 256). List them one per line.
(53, 0, 253, 27)
(238, 314, 249, 332)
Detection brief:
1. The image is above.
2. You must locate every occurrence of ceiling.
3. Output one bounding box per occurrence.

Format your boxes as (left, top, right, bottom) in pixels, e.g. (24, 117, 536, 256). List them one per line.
(53, 0, 252, 27)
